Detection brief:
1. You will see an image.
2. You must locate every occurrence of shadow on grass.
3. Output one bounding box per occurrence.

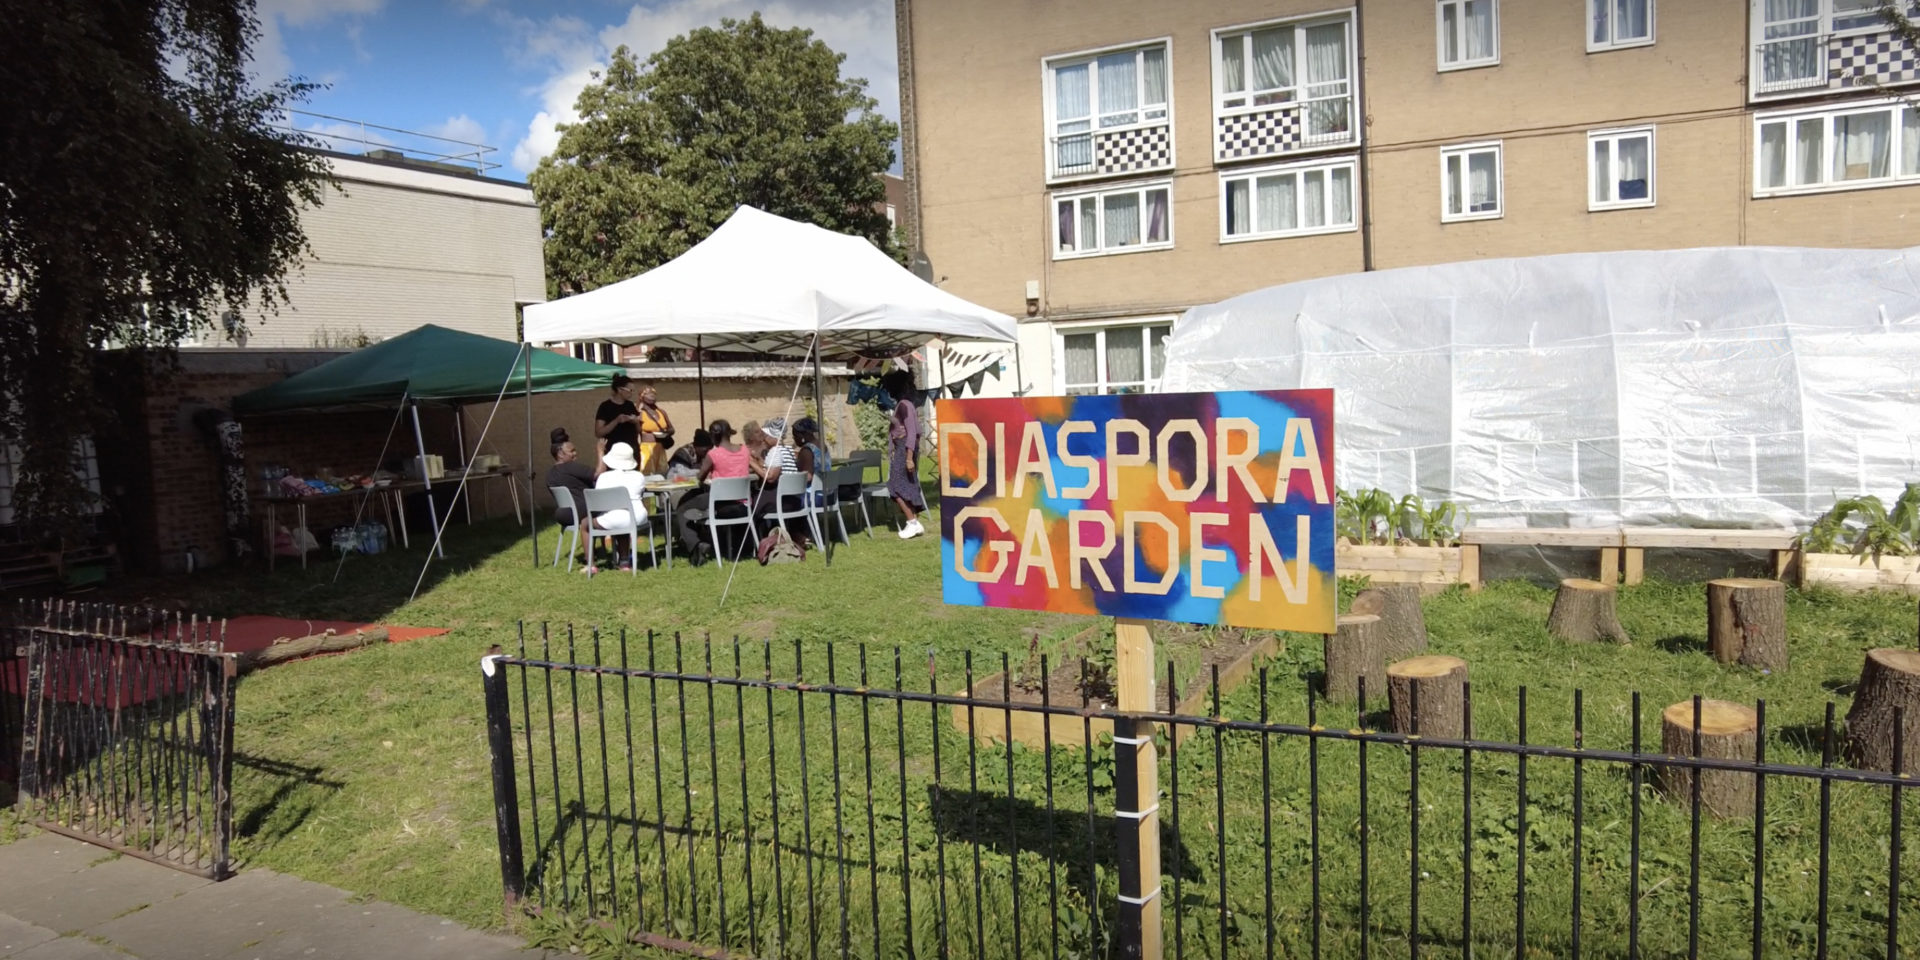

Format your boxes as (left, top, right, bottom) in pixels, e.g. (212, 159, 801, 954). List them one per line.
(520, 784, 1203, 903)
(94, 517, 532, 625)
(926, 785, 1202, 892)
(234, 752, 345, 848)
(1653, 634, 1707, 655)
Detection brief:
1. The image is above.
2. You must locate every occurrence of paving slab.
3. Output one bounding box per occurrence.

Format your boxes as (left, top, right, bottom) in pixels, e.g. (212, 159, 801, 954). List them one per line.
(2, 834, 552, 960)
(90, 871, 348, 960)
(12, 938, 128, 960)
(0, 839, 208, 934)
(0, 916, 60, 958)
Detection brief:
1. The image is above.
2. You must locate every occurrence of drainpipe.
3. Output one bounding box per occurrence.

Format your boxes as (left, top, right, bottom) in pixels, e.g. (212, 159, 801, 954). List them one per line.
(895, 0, 924, 254)
(1355, 0, 1377, 272)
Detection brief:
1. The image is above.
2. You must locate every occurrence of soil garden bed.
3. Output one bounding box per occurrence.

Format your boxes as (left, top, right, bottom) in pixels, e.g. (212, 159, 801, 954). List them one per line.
(950, 622, 1279, 749)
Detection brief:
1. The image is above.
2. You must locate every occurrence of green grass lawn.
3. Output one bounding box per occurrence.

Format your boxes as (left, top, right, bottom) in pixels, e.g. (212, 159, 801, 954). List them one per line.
(38, 508, 1920, 959)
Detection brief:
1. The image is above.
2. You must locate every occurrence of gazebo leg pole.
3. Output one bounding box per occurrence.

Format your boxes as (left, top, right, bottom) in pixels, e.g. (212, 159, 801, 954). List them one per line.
(1014, 341, 1025, 397)
(696, 335, 706, 431)
(813, 336, 830, 567)
(525, 342, 536, 568)
(411, 401, 445, 560)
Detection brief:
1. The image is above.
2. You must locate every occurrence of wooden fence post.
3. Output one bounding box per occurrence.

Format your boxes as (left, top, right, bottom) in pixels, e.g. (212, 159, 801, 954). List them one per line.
(1112, 618, 1163, 960)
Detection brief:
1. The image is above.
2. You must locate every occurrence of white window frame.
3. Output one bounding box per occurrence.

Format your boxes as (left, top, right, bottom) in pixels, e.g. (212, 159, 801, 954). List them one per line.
(1439, 141, 1504, 222)
(1053, 319, 1175, 396)
(1752, 98, 1920, 197)
(1588, 126, 1657, 210)
(568, 341, 620, 365)
(1042, 38, 1175, 183)
(1051, 180, 1176, 260)
(1218, 157, 1361, 243)
(1210, 10, 1359, 143)
(1588, 0, 1655, 52)
(1437, 0, 1500, 72)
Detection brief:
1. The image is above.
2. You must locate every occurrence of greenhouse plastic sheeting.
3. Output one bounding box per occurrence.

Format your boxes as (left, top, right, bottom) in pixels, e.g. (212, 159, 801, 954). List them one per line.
(1160, 246, 1920, 529)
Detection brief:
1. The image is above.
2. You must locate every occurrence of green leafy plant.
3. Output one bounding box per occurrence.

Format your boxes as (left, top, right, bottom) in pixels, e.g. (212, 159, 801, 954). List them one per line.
(1801, 484, 1920, 562)
(1338, 487, 1467, 545)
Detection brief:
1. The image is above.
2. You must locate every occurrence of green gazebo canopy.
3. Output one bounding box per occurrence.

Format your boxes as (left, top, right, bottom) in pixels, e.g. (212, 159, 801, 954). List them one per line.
(233, 325, 620, 414)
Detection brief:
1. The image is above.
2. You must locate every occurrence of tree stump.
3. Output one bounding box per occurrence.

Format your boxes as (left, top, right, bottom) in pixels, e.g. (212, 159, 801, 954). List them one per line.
(1387, 655, 1468, 738)
(1323, 614, 1385, 703)
(1845, 648, 1920, 774)
(1706, 578, 1787, 672)
(1659, 699, 1758, 819)
(1546, 578, 1630, 644)
(1351, 584, 1428, 660)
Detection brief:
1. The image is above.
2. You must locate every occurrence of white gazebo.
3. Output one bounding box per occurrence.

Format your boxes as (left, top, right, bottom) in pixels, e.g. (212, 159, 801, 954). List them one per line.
(523, 205, 1019, 564)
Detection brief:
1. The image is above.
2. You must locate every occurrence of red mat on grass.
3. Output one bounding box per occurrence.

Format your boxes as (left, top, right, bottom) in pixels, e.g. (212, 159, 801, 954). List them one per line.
(0, 617, 448, 710)
(218, 616, 449, 655)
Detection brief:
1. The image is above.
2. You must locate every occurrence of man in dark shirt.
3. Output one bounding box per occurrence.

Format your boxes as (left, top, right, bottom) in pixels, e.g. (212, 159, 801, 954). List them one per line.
(594, 374, 639, 464)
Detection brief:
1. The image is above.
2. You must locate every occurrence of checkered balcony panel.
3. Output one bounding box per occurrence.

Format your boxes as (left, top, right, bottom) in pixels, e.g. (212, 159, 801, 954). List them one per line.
(1215, 107, 1304, 162)
(1090, 124, 1173, 176)
(1832, 31, 1920, 89)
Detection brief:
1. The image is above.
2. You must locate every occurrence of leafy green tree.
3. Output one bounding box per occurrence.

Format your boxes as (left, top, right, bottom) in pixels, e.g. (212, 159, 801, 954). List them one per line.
(0, 0, 331, 531)
(532, 14, 899, 297)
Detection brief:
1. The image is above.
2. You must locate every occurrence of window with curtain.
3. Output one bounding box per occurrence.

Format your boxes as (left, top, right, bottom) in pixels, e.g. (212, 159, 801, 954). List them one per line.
(1755, 101, 1920, 193)
(1590, 0, 1653, 49)
(1221, 158, 1358, 241)
(1058, 323, 1175, 395)
(1048, 43, 1169, 177)
(1438, 0, 1499, 69)
(1589, 127, 1655, 209)
(1441, 143, 1503, 221)
(1053, 182, 1175, 257)
(1216, 13, 1353, 129)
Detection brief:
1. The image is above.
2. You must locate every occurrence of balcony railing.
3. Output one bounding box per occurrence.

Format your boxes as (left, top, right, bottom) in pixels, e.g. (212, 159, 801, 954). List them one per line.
(1754, 36, 1831, 95)
(1047, 120, 1173, 184)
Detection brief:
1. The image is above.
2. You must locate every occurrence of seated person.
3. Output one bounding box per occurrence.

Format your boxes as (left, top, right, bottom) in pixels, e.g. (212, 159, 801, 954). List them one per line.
(545, 428, 604, 572)
(592, 442, 652, 570)
(665, 428, 712, 481)
(740, 420, 773, 481)
(675, 420, 754, 563)
(546, 428, 597, 523)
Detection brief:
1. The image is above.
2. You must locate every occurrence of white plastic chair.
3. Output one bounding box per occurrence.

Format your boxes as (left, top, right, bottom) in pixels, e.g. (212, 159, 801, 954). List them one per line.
(762, 471, 824, 548)
(549, 485, 586, 572)
(583, 487, 657, 575)
(705, 476, 756, 568)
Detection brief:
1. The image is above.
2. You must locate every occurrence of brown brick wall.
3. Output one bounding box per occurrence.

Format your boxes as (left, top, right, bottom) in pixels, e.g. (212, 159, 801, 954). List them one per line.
(114, 349, 458, 573)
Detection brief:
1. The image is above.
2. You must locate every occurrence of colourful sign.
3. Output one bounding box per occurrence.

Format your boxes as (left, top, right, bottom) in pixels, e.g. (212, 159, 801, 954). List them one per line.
(937, 390, 1336, 633)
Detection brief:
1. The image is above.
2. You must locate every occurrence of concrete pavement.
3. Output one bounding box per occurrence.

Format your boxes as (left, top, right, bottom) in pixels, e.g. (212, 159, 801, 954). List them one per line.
(0, 833, 557, 960)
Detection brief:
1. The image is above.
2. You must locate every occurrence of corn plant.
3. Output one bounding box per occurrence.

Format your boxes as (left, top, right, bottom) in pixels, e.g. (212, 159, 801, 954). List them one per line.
(1801, 484, 1920, 562)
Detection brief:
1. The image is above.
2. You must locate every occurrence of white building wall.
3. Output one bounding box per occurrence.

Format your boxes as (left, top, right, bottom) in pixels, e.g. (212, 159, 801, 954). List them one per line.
(228, 155, 545, 348)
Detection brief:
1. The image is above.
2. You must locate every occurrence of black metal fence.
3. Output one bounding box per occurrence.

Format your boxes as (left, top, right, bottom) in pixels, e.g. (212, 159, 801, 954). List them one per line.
(483, 624, 1919, 960)
(7, 601, 238, 879)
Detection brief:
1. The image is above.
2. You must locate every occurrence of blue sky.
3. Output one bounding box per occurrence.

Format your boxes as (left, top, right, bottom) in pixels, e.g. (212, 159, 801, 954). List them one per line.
(257, 0, 900, 182)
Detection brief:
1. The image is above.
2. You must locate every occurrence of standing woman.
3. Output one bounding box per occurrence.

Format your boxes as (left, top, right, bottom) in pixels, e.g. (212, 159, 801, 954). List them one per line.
(889, 398, 927, 539)
(634, 383, 673, 475)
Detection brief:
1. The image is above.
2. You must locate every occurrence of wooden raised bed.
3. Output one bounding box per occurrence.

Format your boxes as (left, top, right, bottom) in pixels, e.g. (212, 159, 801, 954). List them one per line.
(1336, 541, 1474, 594)
(952, 628, 1278, 749)
(1798, 551, 1920, 595)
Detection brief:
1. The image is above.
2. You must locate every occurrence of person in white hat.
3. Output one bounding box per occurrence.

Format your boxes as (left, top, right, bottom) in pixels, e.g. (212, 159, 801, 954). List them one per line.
(592, 442, 651, 569)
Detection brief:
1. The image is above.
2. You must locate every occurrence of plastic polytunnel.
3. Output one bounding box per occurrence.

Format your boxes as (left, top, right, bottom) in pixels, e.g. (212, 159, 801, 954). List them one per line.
(1159, 246, 1920, 530)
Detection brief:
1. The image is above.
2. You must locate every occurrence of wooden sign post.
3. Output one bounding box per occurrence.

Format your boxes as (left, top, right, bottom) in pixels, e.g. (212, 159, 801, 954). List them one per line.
(1112, 617, 1162, 959)
(936, 389, 1337, 960)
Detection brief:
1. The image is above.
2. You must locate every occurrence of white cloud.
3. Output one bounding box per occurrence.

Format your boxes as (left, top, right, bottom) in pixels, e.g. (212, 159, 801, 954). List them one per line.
(425, 114, 489, 146)
(251, 0, 387, 85)
(506, 1, 898, 176)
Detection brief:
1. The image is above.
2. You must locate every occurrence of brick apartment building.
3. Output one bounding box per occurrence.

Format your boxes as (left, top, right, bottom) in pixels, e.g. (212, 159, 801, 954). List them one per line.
(895, 0, 1920, 397)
